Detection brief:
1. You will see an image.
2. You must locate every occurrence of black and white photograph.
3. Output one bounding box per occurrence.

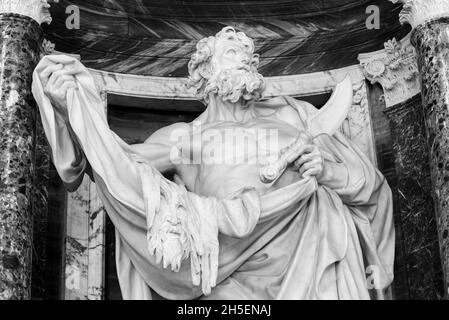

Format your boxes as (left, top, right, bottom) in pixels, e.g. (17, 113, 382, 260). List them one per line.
(0, 0, 448, 305)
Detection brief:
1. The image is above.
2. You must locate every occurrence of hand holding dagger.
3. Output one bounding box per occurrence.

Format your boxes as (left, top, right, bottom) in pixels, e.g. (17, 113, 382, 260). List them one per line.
(260, 75, 353, 184)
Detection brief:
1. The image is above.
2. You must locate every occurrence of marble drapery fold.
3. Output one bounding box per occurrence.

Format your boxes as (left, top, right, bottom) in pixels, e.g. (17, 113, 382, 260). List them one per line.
(32, 55, 394, 300)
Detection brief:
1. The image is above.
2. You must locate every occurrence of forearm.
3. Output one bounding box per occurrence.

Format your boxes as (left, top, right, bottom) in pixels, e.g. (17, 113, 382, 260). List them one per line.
(129, 142, 177, 174)
(51, 105, 88, 190)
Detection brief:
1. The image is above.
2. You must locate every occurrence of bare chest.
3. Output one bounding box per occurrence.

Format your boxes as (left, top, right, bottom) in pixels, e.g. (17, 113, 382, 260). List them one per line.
(182, 117, 303, 198)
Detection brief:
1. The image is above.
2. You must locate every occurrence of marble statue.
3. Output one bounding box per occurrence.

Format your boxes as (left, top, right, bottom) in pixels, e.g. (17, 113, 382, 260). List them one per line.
(31, 26, 395, 300)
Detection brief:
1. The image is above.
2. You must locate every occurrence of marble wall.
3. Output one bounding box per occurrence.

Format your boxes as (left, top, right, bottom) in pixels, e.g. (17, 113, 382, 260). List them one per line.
(367, 82, 410, 299)
(385, 94, 445, 299)
(412, 17, 449, 295)
(64, 176, 106, 300)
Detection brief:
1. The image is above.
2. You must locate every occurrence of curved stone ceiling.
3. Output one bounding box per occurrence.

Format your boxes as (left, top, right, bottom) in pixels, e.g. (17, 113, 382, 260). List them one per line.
(44, 0, 410, 77)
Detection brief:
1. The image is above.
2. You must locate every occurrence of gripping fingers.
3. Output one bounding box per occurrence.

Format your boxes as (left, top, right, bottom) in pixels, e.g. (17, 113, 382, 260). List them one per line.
(286, 144, 313, 164)
(301, 161, 323, 178)
(59, 80, 77, 93)
(40, 64, 63, 87)
(299, 158, 321, 174)
(303, 166, 322, 178)
(54, 74, 76, 88)
(47, 68, 67, 88)
(294, 152, 315, 170)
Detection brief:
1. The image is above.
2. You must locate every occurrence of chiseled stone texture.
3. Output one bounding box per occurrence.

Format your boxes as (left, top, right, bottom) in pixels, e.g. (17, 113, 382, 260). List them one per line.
(0, 14, 43, 299)
(64, 176, 107, 300)
(412, 17, 449, 297)
(385, 95, 445, 299)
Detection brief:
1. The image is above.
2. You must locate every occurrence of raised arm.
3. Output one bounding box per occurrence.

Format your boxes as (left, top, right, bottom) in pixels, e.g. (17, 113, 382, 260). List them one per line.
(37, 60, 194, 182)
(35, 62, 89, 190)
(130, 122, 191, 174)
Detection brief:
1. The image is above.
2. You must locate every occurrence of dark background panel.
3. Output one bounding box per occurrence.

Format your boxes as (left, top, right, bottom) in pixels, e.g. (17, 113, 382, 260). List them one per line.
(43, 0, 410, 76)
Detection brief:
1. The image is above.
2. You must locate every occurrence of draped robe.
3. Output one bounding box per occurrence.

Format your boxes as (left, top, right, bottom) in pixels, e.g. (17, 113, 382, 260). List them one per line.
(32, 55, 395, 300)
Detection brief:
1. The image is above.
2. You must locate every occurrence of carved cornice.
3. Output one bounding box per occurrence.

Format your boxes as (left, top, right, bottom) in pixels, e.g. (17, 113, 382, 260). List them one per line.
(390, 0, 449, 29)
(88, 64, 365, 103)
(358, 34, 420, 108)
(0, 0, 59, 25)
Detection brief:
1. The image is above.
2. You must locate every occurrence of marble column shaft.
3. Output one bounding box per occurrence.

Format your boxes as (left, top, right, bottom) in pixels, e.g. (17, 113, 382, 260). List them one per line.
(411, 17, 449, 297)
(385, 95, 445, 299)
(0, 13, 43, 299)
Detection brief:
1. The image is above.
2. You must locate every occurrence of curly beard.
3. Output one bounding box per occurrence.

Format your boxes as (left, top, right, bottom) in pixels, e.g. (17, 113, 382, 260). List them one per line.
(203, 67, 265, 104)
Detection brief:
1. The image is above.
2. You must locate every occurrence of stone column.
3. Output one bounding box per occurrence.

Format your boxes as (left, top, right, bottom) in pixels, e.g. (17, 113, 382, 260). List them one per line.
(391, 0, 449, 297)
(359, 33, 445, 298)
(384, 95, 445, 299)
(0, 0, 57, 299)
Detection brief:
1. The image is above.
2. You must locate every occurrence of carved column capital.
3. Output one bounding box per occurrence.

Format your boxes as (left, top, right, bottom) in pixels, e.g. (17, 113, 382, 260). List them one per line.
(358, 34, 420, 107)
(0, 0, 59, 25)
(390, 0, 449, 28)
(41, 38, 55, 56)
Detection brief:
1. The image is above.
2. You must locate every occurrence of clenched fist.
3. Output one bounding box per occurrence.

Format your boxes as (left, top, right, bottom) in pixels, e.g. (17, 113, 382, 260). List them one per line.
(281, 132, 324, 179)
(260, 131, 326, 183)
(40, 63, 78, 118)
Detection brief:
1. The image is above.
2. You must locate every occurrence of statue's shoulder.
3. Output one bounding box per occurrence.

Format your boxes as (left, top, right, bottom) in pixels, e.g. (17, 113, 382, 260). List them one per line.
(254, 96, 318, 122)
(144, 122, 191, 145)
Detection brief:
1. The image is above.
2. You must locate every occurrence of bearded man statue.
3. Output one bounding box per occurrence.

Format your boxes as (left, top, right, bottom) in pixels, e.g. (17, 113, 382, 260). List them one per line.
(31, 26, 395, 300)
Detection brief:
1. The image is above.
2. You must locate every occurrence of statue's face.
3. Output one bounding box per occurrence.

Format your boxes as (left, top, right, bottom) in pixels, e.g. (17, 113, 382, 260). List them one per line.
(200, 37, 264, 103)
(211, 38, 252, 76)
(186, 27, 265, 103)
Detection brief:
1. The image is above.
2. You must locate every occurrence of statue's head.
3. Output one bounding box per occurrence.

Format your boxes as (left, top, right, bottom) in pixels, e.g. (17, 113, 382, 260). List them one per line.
(187, 26, 265, 104)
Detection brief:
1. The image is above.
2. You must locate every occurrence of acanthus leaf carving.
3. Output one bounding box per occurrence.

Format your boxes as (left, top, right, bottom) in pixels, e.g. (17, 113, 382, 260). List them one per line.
(358, 34, 420, 107)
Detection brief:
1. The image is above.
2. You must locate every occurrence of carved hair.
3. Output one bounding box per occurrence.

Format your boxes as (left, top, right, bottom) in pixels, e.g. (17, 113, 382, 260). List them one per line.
(187, 26, 264, 102)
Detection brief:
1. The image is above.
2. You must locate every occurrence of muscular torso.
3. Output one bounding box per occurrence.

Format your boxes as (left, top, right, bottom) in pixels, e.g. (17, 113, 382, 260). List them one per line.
(185, 116, 304, 198)
(143, 102, 311, 199)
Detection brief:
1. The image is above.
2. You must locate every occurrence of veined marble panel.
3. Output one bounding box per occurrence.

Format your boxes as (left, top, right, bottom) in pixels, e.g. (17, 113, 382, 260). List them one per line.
(64, 176, 106, 300)
(64, 178, 89, 300)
